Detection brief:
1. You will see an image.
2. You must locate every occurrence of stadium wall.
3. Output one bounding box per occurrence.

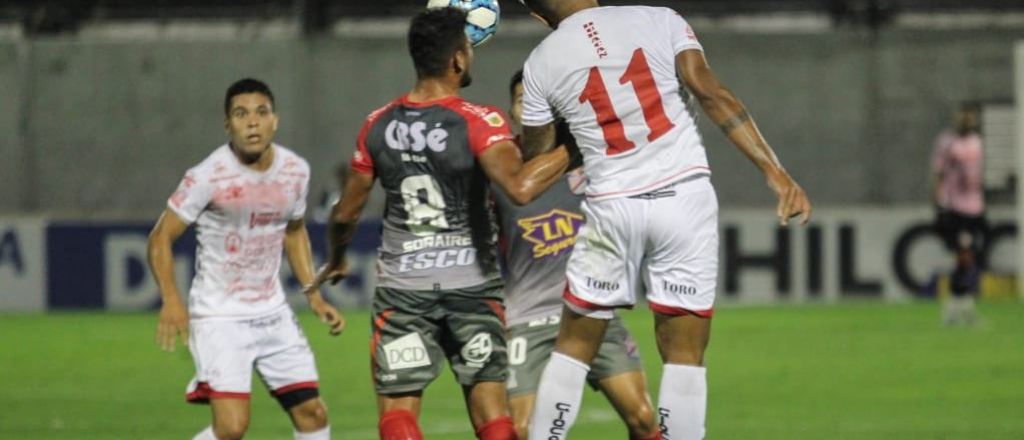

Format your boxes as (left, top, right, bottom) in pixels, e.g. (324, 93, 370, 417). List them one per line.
(0, 28, 1022, 216)
(0, 207, 1015, 311)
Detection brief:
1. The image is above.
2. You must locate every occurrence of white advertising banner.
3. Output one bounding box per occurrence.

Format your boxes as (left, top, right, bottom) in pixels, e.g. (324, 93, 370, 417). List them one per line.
(0, 218, 46, 311)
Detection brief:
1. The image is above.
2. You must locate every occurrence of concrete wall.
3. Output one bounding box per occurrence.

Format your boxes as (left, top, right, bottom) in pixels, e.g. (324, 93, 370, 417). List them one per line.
(1, 28, 1022, 217)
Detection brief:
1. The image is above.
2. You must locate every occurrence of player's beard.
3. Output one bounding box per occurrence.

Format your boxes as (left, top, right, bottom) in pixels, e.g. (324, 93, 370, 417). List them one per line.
(459, 70, 473, 88)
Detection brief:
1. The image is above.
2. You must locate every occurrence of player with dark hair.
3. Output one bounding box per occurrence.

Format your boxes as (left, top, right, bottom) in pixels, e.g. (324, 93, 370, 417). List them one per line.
(497, 70, 658, 440)
(305, 7, 571, 440)
(148, 78, 344, 440)
(516, 1, 811, 439)
(931, 101, 986, 326)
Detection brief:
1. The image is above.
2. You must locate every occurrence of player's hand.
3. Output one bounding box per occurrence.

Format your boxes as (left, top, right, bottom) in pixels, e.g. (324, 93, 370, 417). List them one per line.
(156, 299, 189, 352)
(309, 294, 346, 336)
(304, 260, 350, 294)
(768, 172, 811, 226)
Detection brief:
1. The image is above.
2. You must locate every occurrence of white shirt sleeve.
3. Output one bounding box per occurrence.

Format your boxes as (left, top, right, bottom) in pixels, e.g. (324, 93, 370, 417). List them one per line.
(520, 59, 556, 127)
(167, 170, 213, 224)
(666, 9, 703, 54)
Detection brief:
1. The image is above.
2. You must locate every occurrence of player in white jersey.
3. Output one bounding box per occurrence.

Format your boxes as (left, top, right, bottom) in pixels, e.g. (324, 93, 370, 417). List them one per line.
(516, 2, 812, 439)
(148, 78, 344, 440)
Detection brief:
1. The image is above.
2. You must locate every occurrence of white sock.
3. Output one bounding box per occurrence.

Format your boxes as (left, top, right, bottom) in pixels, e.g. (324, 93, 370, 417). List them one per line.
(527, 352, 590, 440)
(657, 364, 707, 440)
(294, 426, 330, 440)
(192, 427, 218, 440)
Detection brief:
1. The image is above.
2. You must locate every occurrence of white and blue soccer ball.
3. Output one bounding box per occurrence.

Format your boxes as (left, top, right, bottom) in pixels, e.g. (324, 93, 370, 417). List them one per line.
(426, 0, 501, 47)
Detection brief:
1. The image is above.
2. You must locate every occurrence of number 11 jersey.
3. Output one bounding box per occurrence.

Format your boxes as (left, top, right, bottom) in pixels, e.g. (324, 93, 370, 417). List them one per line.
(521, 6, 709, 200)
(351, 94, 515, 291)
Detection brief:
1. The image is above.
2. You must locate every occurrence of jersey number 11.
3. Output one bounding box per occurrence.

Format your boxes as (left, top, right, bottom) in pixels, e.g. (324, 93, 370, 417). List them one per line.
(579, 48, 675, 156)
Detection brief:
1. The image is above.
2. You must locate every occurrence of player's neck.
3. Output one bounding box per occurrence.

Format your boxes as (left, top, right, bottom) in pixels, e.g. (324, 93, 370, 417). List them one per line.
(407, 78, 460, 103)
(229, 142, 276, 172)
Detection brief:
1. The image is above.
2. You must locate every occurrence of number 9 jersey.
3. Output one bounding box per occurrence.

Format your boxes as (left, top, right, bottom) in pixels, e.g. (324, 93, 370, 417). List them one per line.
(351, 94, 515, 291)
(521, 6, 709, 201)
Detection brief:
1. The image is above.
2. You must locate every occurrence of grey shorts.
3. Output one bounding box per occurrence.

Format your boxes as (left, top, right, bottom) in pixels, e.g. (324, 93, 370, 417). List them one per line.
(505, 314, 642, 398)
(371, 279, 508, 394)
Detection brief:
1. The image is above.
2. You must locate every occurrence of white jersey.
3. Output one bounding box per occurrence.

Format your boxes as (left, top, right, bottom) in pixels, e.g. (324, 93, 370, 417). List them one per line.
(167, 144, 309, 320)
(521, 6, 709, 200)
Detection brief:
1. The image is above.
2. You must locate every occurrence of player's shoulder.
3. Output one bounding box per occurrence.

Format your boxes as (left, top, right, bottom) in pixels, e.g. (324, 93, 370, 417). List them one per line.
(363, 99, 402, 127)
(273, 144, 311, 173)
(187, 144, 233, 179)
(451, 99, 508, 127)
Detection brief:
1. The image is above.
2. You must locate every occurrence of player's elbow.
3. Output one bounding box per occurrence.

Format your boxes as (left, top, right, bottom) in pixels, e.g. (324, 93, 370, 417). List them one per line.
(507, 184, 534, 206)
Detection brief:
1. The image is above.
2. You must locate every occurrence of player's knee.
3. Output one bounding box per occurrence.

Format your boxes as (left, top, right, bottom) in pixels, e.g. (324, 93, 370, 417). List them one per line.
(622, 401, 659, 436)
(213, 418, 249, 440)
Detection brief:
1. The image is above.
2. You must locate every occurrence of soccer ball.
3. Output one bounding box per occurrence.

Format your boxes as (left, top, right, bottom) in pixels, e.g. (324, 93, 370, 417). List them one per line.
(426, 0, 500, 47)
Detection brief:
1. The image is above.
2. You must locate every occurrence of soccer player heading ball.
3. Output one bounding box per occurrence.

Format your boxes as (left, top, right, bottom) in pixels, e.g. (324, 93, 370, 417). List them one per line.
(515, 1, 812, 439)
(306, 6, 572, 440)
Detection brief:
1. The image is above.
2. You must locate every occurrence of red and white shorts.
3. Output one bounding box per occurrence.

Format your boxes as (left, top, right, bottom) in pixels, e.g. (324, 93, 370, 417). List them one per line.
(185, 306, 319, 403)
(565, 176, 718, 319)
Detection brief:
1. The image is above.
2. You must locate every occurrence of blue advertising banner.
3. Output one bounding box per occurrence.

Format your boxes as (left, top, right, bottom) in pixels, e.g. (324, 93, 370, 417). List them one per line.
(46, 221, 383, 310)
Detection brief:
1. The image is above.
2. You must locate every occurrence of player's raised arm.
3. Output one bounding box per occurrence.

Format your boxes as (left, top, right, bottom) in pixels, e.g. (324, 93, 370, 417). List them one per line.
(285, 218, 346, 336)
(479, 140, 570, 206)
(147, 209, 190, 352)
(308, 170, 375, 291)
(676, 49, 811, 225)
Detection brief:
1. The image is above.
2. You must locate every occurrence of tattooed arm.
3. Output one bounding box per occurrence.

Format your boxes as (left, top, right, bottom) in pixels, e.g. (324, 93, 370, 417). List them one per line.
(676, 49, 811, 225)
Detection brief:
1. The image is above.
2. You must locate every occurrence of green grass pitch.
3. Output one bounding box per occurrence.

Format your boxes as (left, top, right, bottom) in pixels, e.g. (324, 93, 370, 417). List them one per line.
(2, 301, 1022, 439)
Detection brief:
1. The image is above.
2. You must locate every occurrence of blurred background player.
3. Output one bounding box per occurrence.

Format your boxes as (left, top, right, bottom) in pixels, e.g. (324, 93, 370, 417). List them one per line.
(931, 102, 986, 326)
(147, 78, 345, 440)
(495, 69, 659, 440)
(304, 8, 571, 440)
(516, 1, 811, 439)
(314, 162, 348, 223)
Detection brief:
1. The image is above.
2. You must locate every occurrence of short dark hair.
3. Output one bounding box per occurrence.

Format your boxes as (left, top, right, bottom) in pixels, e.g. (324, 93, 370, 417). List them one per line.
(509, 69, 524, 97)
(224, 78, 275, 115)
(409, 7, 469, 79)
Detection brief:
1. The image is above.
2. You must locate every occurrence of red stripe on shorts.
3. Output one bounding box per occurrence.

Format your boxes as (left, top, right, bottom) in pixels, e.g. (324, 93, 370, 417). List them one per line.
(186, 382, 250, 403)
(272, 381, 319, 396)
(648, 301, 714, 318)
(562, 284, 627, 311)
(485, 300, 506, 325)
(370, 309, 396, 385)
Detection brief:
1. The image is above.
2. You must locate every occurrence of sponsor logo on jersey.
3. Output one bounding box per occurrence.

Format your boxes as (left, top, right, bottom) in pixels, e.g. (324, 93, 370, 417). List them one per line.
(517, 209, 584, 259)
(483, 111, 505, 128)
(383, 333, 432, 371)
(398, 248, 478, 272)
(461, 333, 493, 368)
(384, 120, 449, 152)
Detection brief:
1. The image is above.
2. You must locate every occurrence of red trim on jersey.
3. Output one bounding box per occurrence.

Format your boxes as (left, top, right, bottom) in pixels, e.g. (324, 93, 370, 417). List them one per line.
(352, 102, 401, 175)
(397, 93, 461, 108)
(445, 99, 515, 158)
(272, 381, 319, 396)
(186, 382, 250, 404)
(587, 166, 710, 199)
(485, 300, 506, 326)
(562, 284, 628, 311)
(370, 309, 396, 385)
(648, 301, 714, 318)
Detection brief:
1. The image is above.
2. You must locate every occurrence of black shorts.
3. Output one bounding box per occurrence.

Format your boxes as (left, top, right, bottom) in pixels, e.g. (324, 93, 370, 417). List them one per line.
(935, 209, 986, 253)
